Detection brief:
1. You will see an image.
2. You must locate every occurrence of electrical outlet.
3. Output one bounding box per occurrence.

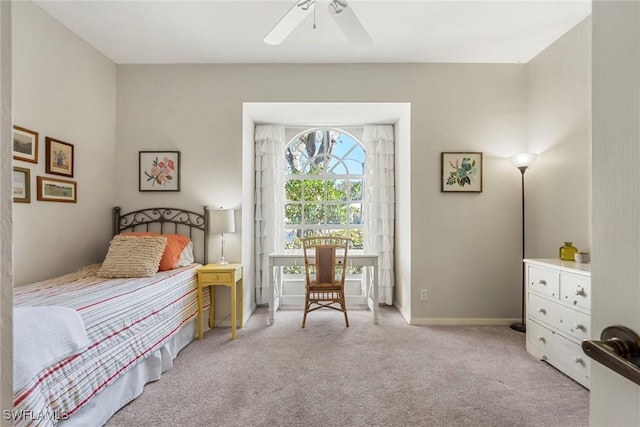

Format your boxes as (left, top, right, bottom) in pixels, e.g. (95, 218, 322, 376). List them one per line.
(420, 289, 427, 301)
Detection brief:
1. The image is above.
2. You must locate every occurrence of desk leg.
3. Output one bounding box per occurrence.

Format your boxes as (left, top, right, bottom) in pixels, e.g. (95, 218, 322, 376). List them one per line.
(231, 280, 237, 340)
(238, 277, 244, 328)
(373, 263, 379, 325)
(268, 263, 275, 325)
(197, 285, 204, 340)
(208, 286, 215, 329)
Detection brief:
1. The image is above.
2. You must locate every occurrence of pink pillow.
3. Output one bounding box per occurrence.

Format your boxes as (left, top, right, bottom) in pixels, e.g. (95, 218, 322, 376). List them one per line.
(120, 232, 191, 270)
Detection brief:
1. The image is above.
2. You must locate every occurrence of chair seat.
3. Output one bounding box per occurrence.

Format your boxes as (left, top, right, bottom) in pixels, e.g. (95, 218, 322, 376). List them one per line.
(308, 282, 342, 291)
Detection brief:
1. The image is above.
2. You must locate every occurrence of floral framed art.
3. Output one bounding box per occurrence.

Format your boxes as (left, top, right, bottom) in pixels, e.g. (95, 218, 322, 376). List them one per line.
(46, 137, 74, 177)
(37, 176, 77, 203)
(13, 125, 39, 164)
(441, 152, 483, 193)
(139, 151, 180, 192)
(13, 167, 31, 203)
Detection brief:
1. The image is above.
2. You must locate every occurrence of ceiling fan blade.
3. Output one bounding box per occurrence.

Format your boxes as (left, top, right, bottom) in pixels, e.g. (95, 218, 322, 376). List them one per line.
(328, 0, 372, 47)
(264, 1, 312, 45)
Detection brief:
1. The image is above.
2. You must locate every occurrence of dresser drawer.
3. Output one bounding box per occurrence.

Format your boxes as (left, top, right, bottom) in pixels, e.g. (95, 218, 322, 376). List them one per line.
(529, 293, 590, 342)
(560, 273, 591, 311)
(528, 266, 560, 299)
(199, 272, 232, 283)
(527, 320, 590, 389)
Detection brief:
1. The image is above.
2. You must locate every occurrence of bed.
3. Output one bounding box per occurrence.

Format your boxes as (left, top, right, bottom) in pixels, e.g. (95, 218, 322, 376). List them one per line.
(13, 206, 209, 426)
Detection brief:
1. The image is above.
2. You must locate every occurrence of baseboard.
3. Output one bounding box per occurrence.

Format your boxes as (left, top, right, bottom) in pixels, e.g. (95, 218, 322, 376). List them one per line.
(410, 317, 520, 326)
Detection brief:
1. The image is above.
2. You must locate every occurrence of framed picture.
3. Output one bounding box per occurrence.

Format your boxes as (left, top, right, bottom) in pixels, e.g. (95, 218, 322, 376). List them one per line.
(12, 167, 31, 203)
(13, 125, 39, 164)
(37, 176, 77, 203)
(139, 151, 180, 192)
(46, 137, 74, 177)
(441, 152, 483, 193)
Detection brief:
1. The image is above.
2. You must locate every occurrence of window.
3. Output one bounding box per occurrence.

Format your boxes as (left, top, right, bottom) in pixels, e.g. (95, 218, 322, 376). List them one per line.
(284, 129, 365, 252)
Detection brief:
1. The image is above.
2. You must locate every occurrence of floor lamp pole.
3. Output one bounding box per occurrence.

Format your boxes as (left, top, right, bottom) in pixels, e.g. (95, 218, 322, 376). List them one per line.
(510, 166, 528, 333)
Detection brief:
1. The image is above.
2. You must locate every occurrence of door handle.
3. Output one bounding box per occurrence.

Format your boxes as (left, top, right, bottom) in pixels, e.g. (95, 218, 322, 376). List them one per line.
(582, 325, 640, 386)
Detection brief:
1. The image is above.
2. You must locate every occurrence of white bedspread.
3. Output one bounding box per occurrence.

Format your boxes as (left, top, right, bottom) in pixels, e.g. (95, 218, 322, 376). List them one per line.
(13, 306, 89, 394)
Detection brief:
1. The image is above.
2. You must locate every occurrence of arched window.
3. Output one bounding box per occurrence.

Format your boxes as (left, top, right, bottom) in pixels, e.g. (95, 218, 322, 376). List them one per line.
(284, 128, 365, 250)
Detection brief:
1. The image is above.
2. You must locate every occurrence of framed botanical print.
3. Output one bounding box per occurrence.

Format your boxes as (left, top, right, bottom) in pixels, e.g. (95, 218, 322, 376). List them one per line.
(441, 152, 483, 193)
(139, 151, 180, 192)
(46, 137, 74, 177)
(13, 167, 31, 203)
(13, 125, 39, 164)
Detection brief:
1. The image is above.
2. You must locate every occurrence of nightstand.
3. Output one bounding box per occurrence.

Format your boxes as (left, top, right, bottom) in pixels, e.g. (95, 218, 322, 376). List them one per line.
(197, 263, 243, 340)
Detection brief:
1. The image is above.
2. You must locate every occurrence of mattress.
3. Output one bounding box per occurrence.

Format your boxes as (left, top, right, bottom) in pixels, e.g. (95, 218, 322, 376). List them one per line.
(13, 263, 203, 426)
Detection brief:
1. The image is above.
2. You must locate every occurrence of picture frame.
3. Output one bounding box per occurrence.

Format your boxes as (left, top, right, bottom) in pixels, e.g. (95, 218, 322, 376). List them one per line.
(12, 167, 31, 203)
(46, 137, 74, 177)
(139, 151, 180, 192)
(441, 152, 483, 193)
(13, 125, 39, 164)
(37, 176, 77, 203)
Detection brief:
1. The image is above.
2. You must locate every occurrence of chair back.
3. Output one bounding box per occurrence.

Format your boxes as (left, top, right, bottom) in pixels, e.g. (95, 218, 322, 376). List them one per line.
(302, 236, 350, 287)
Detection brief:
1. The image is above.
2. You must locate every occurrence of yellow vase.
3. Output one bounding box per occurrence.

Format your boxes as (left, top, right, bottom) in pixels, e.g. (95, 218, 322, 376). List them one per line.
(559, 242, 578, 261)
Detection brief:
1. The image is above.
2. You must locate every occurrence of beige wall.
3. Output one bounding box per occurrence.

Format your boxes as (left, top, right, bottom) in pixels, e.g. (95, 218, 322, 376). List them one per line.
(116, 63, 527, 324)
(527, 17, 591, 258)
(12, 2, 117, 285)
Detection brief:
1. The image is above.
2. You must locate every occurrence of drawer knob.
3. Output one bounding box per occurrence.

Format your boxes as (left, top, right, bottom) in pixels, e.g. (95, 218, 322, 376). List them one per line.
(538, 307, 547, 314)
(574, 323, 585, 331)
(537, 336, 546, 343)
(574, 356, 584, 365)
(575, 287, 585, 296)
(538, 279, 547, 286)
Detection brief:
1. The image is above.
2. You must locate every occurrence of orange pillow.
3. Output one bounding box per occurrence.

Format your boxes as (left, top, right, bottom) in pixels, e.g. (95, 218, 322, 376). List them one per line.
(120, 232, 191, 271)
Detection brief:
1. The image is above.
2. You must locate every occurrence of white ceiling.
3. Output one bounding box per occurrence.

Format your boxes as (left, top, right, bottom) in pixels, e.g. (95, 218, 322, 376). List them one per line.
(32, 0, 592, 64)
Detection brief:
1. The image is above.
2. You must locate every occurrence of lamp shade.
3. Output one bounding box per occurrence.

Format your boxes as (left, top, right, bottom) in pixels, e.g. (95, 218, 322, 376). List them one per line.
(508, 153, 538, 169)
(209, 209, 235, 234)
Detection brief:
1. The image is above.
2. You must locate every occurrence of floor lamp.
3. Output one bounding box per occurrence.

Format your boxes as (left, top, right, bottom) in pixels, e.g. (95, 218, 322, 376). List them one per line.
(209, 208, 236, 265)
(508, 153, 538, 333)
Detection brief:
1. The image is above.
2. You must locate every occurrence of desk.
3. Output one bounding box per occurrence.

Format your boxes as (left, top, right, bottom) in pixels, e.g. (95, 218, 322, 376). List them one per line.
(268, 252, 379, 325)
(197, 263, 243, 340)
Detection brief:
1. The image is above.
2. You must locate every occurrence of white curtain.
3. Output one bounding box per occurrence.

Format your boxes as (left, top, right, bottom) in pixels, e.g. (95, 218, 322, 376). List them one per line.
(254, 125, 285, 305)
(363, 125, 395, 305)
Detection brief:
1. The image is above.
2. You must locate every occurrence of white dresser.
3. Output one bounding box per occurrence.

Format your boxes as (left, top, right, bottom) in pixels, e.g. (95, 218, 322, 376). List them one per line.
(524, 258, 591, 389)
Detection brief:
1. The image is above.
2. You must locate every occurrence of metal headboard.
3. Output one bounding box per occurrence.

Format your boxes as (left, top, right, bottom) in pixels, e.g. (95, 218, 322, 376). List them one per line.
(113, 206, 209, 264)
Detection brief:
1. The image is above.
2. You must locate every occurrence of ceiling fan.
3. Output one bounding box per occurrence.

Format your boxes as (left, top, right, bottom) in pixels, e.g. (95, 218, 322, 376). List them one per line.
(264, 0, 372, 47)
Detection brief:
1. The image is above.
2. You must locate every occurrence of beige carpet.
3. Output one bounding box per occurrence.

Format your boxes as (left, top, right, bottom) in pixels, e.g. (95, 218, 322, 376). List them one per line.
(106, 306, 589, 427)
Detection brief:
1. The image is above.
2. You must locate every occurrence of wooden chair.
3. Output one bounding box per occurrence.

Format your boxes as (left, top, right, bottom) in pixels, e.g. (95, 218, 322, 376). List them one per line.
(301, 236, 351, 328)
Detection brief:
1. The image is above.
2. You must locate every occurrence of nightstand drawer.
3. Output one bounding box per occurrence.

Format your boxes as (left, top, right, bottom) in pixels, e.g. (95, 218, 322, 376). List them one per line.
(199, 272, 232, 283)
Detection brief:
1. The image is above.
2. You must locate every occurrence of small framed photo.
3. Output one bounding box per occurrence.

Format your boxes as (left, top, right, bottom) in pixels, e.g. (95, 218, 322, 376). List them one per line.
(13, 125, 39, 164)
(13, 167, 31, 203)
(37, 176, 77, 203)
(441, 152, 483, 193)
(46, 137, 74, 177)
(139, 151, 180, 192)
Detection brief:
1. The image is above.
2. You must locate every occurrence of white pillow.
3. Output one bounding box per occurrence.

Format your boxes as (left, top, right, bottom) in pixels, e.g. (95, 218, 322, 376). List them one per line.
(176, 241, 195, 267)
(13, 306, 90, 393)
